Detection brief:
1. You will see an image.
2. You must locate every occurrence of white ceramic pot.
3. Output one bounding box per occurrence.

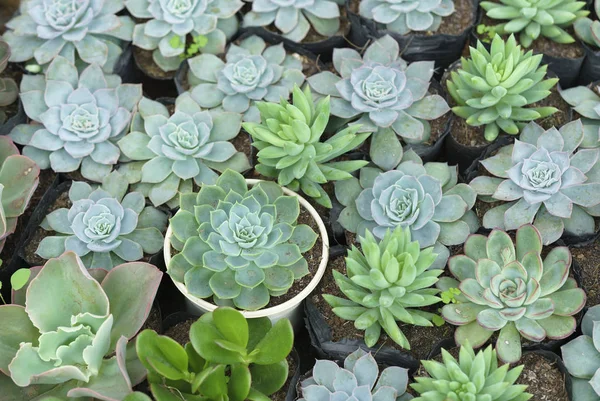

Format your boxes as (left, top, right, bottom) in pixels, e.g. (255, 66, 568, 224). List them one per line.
(164, 179, 330, 329)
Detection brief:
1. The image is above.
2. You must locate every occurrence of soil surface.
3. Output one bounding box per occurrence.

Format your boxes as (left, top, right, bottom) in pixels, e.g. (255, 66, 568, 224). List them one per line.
(134, 47, 177, 80)
(140, 303, 162, 334)
(571, 240, 600, 307)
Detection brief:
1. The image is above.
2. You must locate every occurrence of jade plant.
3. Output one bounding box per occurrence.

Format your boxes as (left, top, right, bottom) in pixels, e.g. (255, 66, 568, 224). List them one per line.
(3, 0, 134, 72)
(137, 307, 293, 400)
(562, 305, 600, 401)
(559, 84, 600, 148)
(243, 0, 343, 42)
(0, 137, 40, 253)
(187, 35, 305, 122)
(574, 0, 600, 49)
(36, 171, 167, 269)
(323, 226, 443, 349)
(447, 35, 558, 141)
(0, 251, 162, 399)
(8, 56, 143, 182)
(243, 85, 370, 208)
(168, 169, 318, 310)
(481, 0, 588, 47)
(411, 342, 532, 401)
(0, 39, 18, 126)
(298, 348, 411, 401)
(126, 0, 243, 72)
(335, 149, 479, 269)
(117, 93, 250, 207)
(359, 0, 456, 34)
(470, 120, 600, 245)
(438, 224, 586, 363)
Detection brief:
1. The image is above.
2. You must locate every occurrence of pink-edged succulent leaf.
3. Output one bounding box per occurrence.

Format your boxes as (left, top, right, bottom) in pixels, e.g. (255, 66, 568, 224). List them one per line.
(537, 315, 577, 339)
(0, 154, 40, 217)
(477, 309, 508, 331)
(546, 288, 586, 316)
(448, 255, 476, 281)
(496, 322, 522, 363)
(539, 246, 571, 297)
(463, 233, 488, 261)
(515, 224, 542, 261)
(486, 229, 515, 267)
(0, 137, 20, 165)
(0, 305, 39, 374)
(515, 317, 546, 342)
(442, 302, 487, 325)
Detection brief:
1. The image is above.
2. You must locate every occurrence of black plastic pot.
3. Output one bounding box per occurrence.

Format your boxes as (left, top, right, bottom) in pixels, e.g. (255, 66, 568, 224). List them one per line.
(0, 99, 26, 136)
(132, 47, 179, 100)
(579, 41, 600, 86)
(113, 44, 137, 84)
(462, 134, 514, 182)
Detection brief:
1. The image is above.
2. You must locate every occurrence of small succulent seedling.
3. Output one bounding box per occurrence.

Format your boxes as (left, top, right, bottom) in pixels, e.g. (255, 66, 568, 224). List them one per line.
(476, 24, 498, 43)
(440, 287, 461, 304)
(180, 36, 209, 60)
(359, 0, 455, 34)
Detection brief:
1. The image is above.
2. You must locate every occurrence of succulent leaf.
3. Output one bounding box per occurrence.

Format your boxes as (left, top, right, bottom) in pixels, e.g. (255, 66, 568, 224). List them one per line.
(359, 0, 456, 34)
(0, 39, 18, 125)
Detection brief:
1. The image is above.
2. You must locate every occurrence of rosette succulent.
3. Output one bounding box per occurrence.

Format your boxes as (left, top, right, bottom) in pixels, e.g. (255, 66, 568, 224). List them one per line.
(0, 39, 18, 126)
(2, 0, 134, 72)
(243, 85, 370, 208)
(8, 56, 142, 182)
(411, 342, 532, 401)
(187, 35, 305, 122)
(470, 120, 600, 245)
(299, 348, 411, 401)
(0, 251, 162, 399)
(574, 0, 600, 49)
(560, 84, 600, 148)
(168, 169, 318, 310)
(481, 0, 588, 47)
(36, 171, 167, 269)
(359, 0, 456, 34)
(126, 0, 243, 72)
(562, 305, 600, 401)
(335, 150, 479, 269)
(438, 225, 586, 363)
(323, 226, 443, 349)
(447, 35, 558, 141)
(117, 93, 250, 207)
(243, 0, 342, 42)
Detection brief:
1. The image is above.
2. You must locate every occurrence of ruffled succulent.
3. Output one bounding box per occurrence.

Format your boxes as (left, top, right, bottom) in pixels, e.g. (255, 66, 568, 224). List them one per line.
(481, 0, 588, 47)
(335, 149, 479, 269)
(359, 0, 455, 34)
(8, 56, 142, 182)
(574, 0, 600, 49)
(243, 0, 343, 42)
(562, 305, 600, 401)
(2, 0, 134, 72)
(0, 251, 162, 399)
(187, 35, 305, 122)
(0, 39, 18, 126)
(438, 225, 586, 363)
(299, 348, 411, 401)
(559, 84, 600, 148)
(470, 120, 600, 245)
(243, 85, 370, 208)
(411, 342, 532, 401)
(324, 226, 442, 349)
(126, 0, 242, 72)
(36, 171, 167, 269)
(168, 169, 318, 310)
(117, 93, 250, 207)
(447, 35, 558, 141)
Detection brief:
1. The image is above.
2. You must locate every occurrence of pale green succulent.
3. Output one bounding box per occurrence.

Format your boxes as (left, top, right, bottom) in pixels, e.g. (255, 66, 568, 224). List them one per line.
(559, 84, 600, 148)
(168, 169, 318, 310)
(0, 39, 18, 125)
(323, 226, 442, 350)
(359, 0, 455, 34)
(574, 0, 600, 49)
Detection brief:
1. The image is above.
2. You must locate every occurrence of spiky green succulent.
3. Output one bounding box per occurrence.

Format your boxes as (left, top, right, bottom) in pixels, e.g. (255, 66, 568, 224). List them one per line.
(359, 0, 455, 34)
(447, 35, 558, 141)
(323, 226, 442, 349)
(559, 84, 600, 148)
(243, 85, 370, 208)
(574, 0, 600, 49)
(0, 39, 18, 126)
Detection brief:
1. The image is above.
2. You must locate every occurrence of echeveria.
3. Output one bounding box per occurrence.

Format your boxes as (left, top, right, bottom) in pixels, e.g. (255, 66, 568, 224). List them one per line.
(0, 251, 162, 399)
(574, 0, 600, 49)
(559, 84, 600, 148)
(0, 39, 18, 125)
(8, 56, 143, 182)
(117, 93, 251, 207)
(470, 120, 600, 245)
(359, 0, 455, 34)
(187, 35, 305, 122)
(37, 171, 167, 269)
(2, 0, 134, 71)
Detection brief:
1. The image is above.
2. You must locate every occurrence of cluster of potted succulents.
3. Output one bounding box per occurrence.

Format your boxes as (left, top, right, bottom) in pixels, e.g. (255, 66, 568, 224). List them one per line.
(1, 0, 600, 399)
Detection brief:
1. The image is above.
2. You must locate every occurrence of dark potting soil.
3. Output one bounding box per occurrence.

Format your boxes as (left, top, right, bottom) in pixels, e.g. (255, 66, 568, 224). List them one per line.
(232, 131, 253, 165)
(571, 241, 600, 307)
(133, 46, 177, 80)
(140, 303, 162, 334)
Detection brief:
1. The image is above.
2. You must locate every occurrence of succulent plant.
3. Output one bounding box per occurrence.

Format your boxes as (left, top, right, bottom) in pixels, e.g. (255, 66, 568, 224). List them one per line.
(137, 307, 293, 401)
(323, 226, 443, 349)
(243, 85, 370, 208)
(481, 0, 588, 47)
(574, 0, 600, 49)
(36, 171, 167, 269)
(243, 0, 342, 42)
(8, 56, 142, 182)
(470, 120, 600, 245)
(559, 84, 600, 148)
(2, 0, 134, 72)
(359, 0, 455, 34)
(562, 305, 600, 401)
(335, 150, 479, 270)
(411, 342, 532, 401)
(438, 224, 586, 363)
(299, 348, 411, 401)
(0, 251, 162, 399)
(0, 39, 18, 126)
(447, 35, 558, 141)
(0, 137, 40, 253)
(187, 35, 305, 122)
(117, 93, 251, 207)
(168, 169, 318, 310)
(126, 0, 242, 72)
